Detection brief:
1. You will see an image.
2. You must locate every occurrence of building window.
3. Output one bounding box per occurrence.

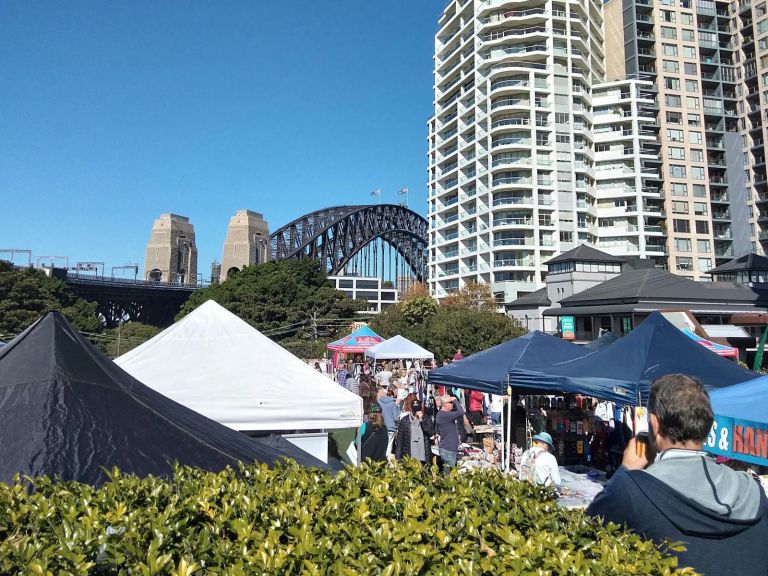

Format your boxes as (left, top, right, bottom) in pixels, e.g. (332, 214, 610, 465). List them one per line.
(660, 9, 676, 22)
(661, 26, 677, 38)
(680, 13, 694, 25)
(663, 60, 680, 73)
(693, 202, 708, 215)
(665, 77, 681, 90)
(687, 113, 701, 126)
(682, 29, 695, 41)
(684, 62, 698, 75)
(692, 184, 707, 197)
(675, 238, 692, 252)
(671, 182, 688, 195)
(667, 129, 684, 142)
(698, 257, 712, 271)
(672, 200, 689, 214)
(669, 165, 687, 178)
(695, 220, 709, 234)
(673, 218, 691, 232)
(676, 256, 694, 271)
(662, 43, 679, 56)
(689, 131, 703, 144)
(686, 96, 700, 109)
(666, 94, 682, 107)
(691, 166, 706, 180)
(668, 146, 686, 160)
(690, 148, 704, 162)
(683, 46, 697, 59)
(697, 239, 711, 253)
(666, 111, 682, 124)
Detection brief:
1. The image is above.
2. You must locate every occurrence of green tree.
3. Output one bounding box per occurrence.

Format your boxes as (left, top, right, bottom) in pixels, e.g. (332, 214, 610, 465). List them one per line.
(442, 280, 499, 311)
(102, 322, 161, 358)
(178, 259, 366, 345)
(370, 282, 526, 361)
(0, 262, 103, 337)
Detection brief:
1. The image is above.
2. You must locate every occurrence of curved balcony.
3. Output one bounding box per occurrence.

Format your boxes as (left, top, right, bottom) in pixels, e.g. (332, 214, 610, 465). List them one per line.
(491, 134, 532, 151)
(492, 173, 532, 189)
(492, 193, 534, 207)
(490, 78, 530, 96)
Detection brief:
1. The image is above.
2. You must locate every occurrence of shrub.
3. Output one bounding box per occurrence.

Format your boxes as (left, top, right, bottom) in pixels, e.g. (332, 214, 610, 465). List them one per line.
(0, 460, 696, 575)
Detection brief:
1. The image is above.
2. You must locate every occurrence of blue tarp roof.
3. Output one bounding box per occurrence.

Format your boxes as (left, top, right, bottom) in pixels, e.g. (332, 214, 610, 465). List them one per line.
(427, 331, 592, 394)
(509, 312, 755, 405)
(710, 376, 768, 425)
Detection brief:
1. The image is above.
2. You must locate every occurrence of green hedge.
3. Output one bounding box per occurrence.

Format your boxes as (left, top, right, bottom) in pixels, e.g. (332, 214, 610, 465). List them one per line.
(0, 460, 696, 575)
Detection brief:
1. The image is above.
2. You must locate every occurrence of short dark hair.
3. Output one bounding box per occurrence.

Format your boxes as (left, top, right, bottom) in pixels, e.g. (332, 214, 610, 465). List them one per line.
(648, 374, 713, 443)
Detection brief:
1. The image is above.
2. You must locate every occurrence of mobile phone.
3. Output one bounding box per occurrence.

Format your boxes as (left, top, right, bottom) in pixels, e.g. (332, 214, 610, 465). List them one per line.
(635, 432, 649, 459)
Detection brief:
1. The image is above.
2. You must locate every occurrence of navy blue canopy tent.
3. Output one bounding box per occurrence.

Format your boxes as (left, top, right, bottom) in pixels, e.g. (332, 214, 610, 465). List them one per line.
(509, 312, 755, 405)
(427, 331, 593, 394)
(707, 376, 768, 466)
(584, 331, 619, 350)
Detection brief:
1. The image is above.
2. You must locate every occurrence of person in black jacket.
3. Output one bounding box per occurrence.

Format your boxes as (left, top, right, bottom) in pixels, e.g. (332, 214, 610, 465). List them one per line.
(393, 400, 435, 464)
(587, 374, 768, 576)
(360, 404, 388, 462)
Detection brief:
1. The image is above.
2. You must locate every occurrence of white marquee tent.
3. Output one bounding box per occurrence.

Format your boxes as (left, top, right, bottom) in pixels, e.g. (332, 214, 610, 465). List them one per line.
(116, 300, 362, 432)
(364, 335, 434, 361)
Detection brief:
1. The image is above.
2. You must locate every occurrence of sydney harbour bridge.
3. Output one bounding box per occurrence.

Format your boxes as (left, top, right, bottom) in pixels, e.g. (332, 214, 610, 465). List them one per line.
(63, 204, 428, 327)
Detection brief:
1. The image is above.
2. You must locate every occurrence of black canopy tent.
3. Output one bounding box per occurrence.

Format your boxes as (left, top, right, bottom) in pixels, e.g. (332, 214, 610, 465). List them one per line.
(0, 312, 327, 485)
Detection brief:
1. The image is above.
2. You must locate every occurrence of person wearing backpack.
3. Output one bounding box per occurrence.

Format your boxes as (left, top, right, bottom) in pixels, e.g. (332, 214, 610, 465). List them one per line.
(519, 432, 561, 488)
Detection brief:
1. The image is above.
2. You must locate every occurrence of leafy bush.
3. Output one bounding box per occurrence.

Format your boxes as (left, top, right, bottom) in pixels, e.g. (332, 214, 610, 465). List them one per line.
(0, 460, 696, 575)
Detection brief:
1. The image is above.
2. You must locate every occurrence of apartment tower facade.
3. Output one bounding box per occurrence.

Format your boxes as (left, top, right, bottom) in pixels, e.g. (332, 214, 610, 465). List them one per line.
(429, 0, 607, 303)
(603, 0, 762, 278)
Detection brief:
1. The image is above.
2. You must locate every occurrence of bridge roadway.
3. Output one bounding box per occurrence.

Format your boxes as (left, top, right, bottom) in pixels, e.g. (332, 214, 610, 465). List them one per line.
(64, 272, 199, 328)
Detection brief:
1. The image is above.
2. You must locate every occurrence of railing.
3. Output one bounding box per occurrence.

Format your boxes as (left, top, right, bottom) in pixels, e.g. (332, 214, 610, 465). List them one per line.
(493, 196, 533, 206)
(493, 238, 533, 246)
(493, 176, 532, 186)
(494, 217, 534, 226)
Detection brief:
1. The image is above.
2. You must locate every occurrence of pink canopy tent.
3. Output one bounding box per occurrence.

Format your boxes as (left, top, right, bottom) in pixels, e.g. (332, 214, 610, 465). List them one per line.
(682, 328, 739, 358)
(327, 326, 384, 366)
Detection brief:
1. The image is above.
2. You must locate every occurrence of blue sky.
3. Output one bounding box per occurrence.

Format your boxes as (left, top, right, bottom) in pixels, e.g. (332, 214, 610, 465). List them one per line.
(0, 2, 441, 276)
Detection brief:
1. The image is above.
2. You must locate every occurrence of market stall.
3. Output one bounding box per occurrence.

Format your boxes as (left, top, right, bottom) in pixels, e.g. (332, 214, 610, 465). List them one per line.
(364, 335, 433, 362)
(117, 300, 363, 463)
(509, 312, 755, 405)
(327, 325, 383, 367)
(707, 376, 768, 468)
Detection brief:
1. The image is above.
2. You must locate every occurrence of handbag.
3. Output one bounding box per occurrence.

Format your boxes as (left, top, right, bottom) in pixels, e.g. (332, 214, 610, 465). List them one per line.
(463, 417, 474, 435)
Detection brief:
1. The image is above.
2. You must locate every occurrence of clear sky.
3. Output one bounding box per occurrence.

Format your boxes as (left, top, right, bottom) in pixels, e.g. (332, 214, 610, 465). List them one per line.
(0, 1, 442, 277)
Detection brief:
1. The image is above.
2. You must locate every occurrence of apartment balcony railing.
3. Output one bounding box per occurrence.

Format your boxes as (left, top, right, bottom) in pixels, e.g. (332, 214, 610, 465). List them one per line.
(494, 217, 534, 226)
(493, 196, 533, 206)
(493, 238, 534, 247)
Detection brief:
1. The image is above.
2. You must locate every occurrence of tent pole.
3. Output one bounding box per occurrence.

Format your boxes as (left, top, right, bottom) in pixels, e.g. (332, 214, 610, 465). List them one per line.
(500, 390, 505, 471)
(506, 374, 512, 472)
(356, 424, 362, 467)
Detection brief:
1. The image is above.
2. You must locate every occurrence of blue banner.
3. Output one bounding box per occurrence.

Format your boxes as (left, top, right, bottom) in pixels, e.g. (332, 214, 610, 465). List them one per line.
(704, 414, 768, 466)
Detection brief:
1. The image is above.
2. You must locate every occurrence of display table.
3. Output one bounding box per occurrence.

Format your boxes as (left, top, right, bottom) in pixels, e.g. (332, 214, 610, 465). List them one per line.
(557, 465, 607, 509)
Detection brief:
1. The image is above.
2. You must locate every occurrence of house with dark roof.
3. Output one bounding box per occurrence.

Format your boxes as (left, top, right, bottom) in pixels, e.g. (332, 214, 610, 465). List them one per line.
(507, 245, 654, 332)
(707, 253, 768, 286)
(506, 246, 768, 353)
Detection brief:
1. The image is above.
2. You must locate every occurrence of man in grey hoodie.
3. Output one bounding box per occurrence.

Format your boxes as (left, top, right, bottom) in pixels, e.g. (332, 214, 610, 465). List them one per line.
(587, 374, 768, 575)
(377, 387, 401, 456)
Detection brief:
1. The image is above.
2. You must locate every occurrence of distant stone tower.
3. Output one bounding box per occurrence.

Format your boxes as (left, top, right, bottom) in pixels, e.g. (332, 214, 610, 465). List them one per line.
(143, 214, 198, 285)
(220, 210, 270, 282)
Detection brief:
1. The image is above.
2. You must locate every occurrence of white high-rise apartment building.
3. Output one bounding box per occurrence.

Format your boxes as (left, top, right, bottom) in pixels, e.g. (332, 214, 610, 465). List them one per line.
(429, 0, 609, 303)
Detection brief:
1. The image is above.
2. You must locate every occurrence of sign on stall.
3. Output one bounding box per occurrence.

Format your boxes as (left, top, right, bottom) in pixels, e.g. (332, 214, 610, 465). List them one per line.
(705, 414, 768, 467)
(561, 316, 575, 340)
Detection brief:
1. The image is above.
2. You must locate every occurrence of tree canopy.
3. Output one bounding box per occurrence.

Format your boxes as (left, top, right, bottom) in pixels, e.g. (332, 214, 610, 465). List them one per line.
(178, 259, 366, 355)
(0, 261, 103, 337)
(369, 282, 526, 361)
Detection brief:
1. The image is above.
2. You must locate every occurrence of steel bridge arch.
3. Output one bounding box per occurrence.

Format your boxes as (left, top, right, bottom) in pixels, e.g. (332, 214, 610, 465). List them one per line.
(269, 204, 428, 282)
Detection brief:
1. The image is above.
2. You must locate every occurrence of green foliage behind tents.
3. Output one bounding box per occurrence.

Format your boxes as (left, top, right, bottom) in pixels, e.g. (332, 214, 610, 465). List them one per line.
(178, 259, 366, 354)
(0, 460, 695, 575)
(0, 261, 102, 336)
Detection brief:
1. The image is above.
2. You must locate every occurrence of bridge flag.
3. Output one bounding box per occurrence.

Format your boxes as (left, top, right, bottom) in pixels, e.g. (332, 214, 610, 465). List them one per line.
(370, 188, 381, 204)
